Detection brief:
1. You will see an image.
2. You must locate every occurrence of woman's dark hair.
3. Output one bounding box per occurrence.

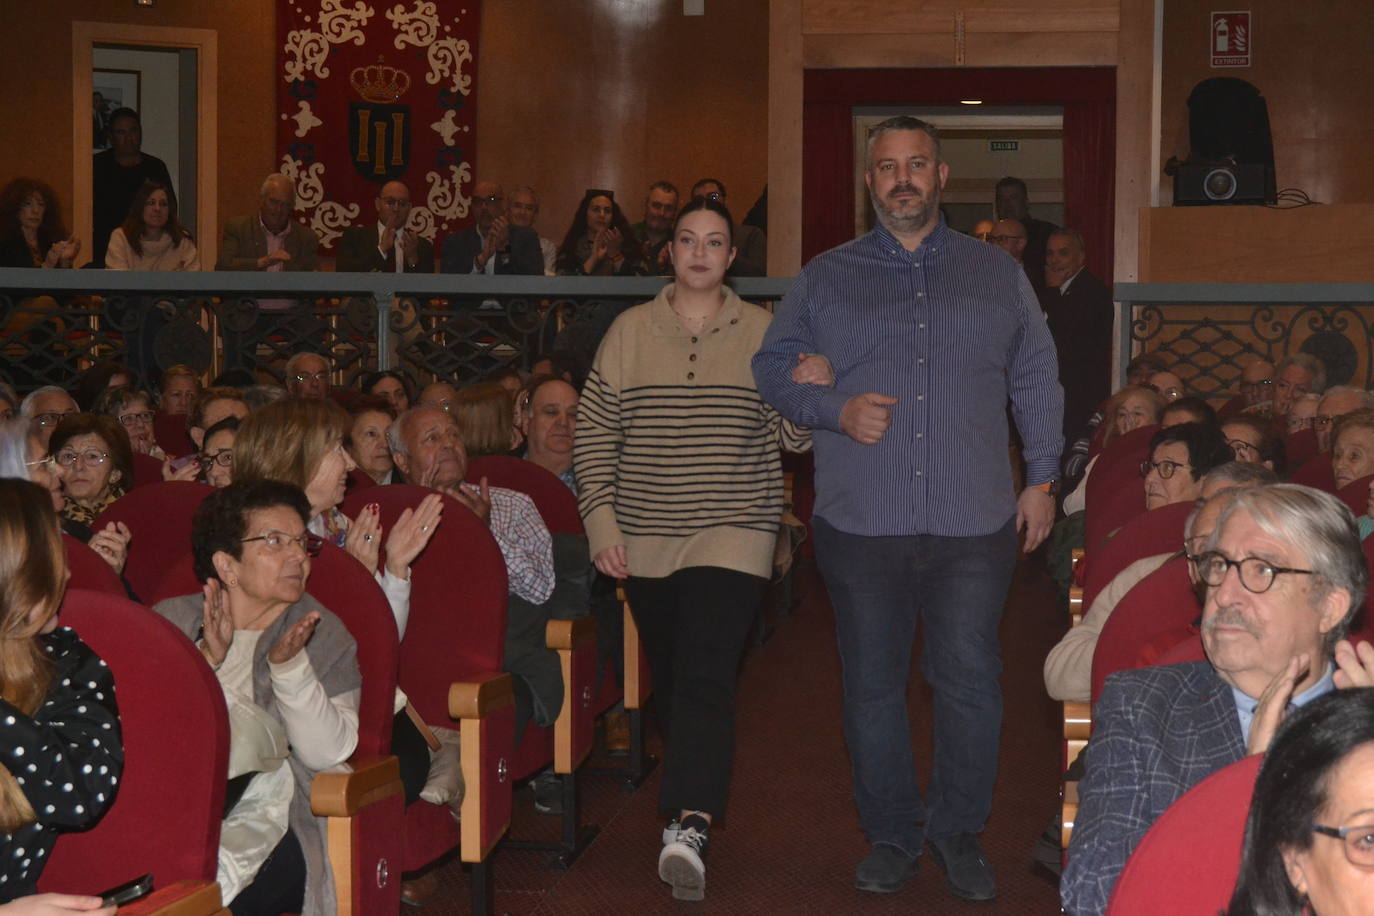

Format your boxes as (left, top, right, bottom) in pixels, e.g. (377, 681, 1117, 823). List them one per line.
(73, 360, 135, 410)
(529, 349, 584, 387)
(1222, 414, 1287, 475)
(47, 413, 135, 497)
(0, 177, 66, 252)
(119, 180, 192, 257)
(672, 196, 735, 244)
(360, 369, 413, 402)
(344, 395, 396, 450)
(190, 479, 311, 583)
(1148, 421, 1234, 483)
(1226, 688, 1374, 915)
(555, 189, 642, 274)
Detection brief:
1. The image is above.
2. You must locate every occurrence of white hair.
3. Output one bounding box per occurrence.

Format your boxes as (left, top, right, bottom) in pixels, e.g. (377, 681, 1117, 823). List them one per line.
(19, 386, 72, 418)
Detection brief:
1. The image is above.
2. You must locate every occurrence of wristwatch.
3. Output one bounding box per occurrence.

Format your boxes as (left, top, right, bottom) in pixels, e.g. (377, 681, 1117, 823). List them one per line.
(1031, 478, 1061, 497)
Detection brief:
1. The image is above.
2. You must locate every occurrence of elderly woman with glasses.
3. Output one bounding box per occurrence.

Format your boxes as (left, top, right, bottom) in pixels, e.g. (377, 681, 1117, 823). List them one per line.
(199, 415, 239, 488)
(1226, 688, 1374, 916)
(232, 399, 443, 805)
(92, 385, 165, 459)
(47, 413, 133, 528)
(153, 480, 354, 915)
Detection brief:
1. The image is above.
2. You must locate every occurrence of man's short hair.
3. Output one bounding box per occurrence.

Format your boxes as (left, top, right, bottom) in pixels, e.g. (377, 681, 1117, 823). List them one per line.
(19, 386, 71, 418)
(1332, 407, 1374, 446)
(1161, 397, 1219, 428)
(1049, 228, 1086, 251)
(107, 107, 140, 128)
(1319, 385, 1374, 410)
(259, 173, 295, 201)
(995, 176, 1028, 195)
(284, 351, 330, 379)
(1149, 422, 1234, 482)
(864, 117, 942, 167)
(1212, 484, 1368, 653)
(648, 180, 679, 198)
(1202, 461, 1280, 490)
(1126, 352, 1170, 379)
(510, 185, 540, 206)
(690, 177, 727, 198)
(1277, 353, 1328, 394)
(387, 405, 445, 457)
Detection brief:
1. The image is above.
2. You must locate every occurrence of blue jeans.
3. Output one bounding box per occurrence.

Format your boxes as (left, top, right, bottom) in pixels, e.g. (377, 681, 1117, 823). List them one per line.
(813, 515, 1017, 856)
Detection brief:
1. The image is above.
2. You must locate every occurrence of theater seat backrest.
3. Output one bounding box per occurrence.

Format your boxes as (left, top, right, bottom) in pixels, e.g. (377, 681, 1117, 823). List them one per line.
(1335, 473, 1374, 518)
(467, 455, 584, 535)
(1283, 427, 1319, 472)
(1289, 453, 1337, 492)
(1083, 501, 1193, 611)
(39, 589, 228, 895)
(92, 481, 214, 601)
(62, 533, 124, 596)
(1091, 557, 1200, 704)
(1106, 755, 1262, 916)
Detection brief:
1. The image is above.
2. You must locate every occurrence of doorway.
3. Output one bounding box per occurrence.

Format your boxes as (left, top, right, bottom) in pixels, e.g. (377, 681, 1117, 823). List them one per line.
(71, 21, 218, 266)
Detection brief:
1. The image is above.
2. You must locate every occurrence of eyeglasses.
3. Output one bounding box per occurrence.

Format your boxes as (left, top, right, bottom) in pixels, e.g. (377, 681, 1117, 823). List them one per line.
(700, 191, 723, 201)
(1240, 379, 1273, 391)
(199, 449, 233, 468)
(118, 411, 154, 427)
(24, 455, 56, 472)
(55, 449, 109, 468)
(1140, 459, 1191, 479)
(1312, 822, 1374, 867)
(420, 399, 453, 413)
(1191, 550, 1314, 594)
(1227, 439, 1261, 459)
(292, 372, 329, 383)
(34, 410, 76, 427)
(1312, 415, 1335, 429)
(241, 530, 323, 556)
(378, 197, 410, 208)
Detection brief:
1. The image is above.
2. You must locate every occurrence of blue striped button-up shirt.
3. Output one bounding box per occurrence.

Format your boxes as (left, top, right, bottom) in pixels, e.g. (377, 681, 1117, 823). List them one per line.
(752, 218, 1063, 538)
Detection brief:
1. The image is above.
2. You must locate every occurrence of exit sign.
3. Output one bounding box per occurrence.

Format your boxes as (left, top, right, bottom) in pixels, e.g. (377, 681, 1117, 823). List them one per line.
(989, 140, 1019, 152)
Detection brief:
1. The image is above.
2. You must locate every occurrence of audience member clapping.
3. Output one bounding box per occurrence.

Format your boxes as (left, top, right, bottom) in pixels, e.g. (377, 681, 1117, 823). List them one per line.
(0, 178, 81, 269)
(0, 479, 122, 905)
(92, 386, 164, 459)
(104, 180, 199, 271)
(344, 396, 399, 486)
(48, 414, 132, 527)
(1225, 688, 1374, 916)
(557, 189, 644, 277)
(153, 480, 358, 913)
(360, 369, 411, 414)
(452, 381, 521, 456)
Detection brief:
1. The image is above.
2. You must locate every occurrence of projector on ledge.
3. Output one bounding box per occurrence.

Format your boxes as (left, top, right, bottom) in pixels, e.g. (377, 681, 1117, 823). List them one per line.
(1171, 161, 1271, 206)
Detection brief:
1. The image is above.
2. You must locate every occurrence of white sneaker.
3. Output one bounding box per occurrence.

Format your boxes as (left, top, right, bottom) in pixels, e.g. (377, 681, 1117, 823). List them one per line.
(658, 824, 708, 901)
(662, 817, 680, 845)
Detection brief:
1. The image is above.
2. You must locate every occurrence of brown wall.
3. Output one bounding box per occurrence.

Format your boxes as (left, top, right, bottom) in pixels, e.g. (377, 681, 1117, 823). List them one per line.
(0, 3, 277, 240)
(1160, 1, 1374, 205)
(475, 1, 769, 249)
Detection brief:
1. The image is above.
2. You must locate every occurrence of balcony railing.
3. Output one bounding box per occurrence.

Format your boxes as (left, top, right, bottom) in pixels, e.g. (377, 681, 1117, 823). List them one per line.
(1114, 283, 1374, 398)
(0, 269, 793, 394)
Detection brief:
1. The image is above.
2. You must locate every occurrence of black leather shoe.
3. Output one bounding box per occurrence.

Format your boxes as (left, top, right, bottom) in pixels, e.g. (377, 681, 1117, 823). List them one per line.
(855, 843, 919, 893)
(929, 833, 997, 901)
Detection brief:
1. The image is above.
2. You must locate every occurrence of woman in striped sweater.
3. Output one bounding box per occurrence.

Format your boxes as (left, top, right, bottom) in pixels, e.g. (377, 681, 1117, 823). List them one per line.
(575, 197, 824, 901)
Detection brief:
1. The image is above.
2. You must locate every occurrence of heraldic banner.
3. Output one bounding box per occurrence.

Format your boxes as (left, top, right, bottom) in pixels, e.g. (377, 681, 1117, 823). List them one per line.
(275, 0, 478, 257)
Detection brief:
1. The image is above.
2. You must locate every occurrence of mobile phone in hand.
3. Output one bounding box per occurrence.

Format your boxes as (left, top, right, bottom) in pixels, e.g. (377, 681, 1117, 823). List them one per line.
(168, 454, 198, 472)
(99, 872, 153, 907)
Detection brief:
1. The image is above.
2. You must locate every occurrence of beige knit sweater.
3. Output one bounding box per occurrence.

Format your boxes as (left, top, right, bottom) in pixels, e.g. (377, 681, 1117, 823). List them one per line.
(575, 284, 809, 580)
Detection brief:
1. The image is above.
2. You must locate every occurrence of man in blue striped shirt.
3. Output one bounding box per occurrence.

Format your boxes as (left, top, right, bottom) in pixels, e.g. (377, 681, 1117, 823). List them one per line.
(753, 116, 1063, 901)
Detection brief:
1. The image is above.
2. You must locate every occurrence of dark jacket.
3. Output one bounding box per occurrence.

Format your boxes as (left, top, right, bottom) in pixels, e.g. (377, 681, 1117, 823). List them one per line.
(334, 225, 434, 273)
(441, 225, 544, 275)
(216, 214, 320, 272)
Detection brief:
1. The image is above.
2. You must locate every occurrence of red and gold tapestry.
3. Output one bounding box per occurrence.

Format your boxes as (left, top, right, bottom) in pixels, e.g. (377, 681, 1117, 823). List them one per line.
(274, 0, 478, 257)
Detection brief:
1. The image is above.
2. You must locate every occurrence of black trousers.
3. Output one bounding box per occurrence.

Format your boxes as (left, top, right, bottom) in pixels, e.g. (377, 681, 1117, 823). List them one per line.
(625, 566, 767, 820)
(229, 828, 306, 916)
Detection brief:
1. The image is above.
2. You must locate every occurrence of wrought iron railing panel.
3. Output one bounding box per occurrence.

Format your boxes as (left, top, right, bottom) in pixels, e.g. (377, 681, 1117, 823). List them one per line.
(0, 269, 791, 395)
(1115, 284, 1374, 399)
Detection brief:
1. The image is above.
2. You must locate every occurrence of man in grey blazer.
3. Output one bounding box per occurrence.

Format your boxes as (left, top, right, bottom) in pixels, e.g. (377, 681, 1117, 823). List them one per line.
(216, 173, 319, 272)
(1062, 484, 1374, 915)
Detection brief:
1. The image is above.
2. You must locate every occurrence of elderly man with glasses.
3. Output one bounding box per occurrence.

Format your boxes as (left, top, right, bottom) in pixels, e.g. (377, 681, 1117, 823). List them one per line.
(284, 351, 331, 400)
(1062, 484, 1374, 916)
(335, 179, 434, 273)
(19, 386, 79, 448)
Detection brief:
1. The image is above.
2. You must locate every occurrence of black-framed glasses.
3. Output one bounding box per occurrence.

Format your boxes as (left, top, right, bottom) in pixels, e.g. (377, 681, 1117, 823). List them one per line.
(200, 449, 233, 468)
(1312, 822, 1374, 866)
(1141, 459, 1191, 479)
(292, 371, 329, 383)
(118, 411, 154, 427)
(241, 530, 323, 556)
(34, 410, 76, 427)
(1192, 550, 1314, 594)
(55, 449, 109, 468)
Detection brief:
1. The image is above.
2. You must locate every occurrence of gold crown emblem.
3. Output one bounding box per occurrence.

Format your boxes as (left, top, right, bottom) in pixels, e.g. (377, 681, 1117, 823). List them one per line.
(350, 57, 411, 103)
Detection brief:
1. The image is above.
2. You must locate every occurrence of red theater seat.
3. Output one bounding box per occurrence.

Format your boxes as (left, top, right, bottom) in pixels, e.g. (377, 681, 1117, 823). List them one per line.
(93, 481, 214, 600)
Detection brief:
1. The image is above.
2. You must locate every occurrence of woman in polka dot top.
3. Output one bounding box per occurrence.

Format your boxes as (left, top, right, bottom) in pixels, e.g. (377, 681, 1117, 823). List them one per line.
(0, 479, 122, 903)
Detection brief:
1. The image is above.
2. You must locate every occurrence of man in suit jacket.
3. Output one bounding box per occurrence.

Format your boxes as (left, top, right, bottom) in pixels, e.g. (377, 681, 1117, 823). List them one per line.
(440, 179, 544, 276)
(216, 173, 320, 272)
(1040, 228, 1113, 438)
(335, 179, 434, 273)
(1062, 484, 1373, 916)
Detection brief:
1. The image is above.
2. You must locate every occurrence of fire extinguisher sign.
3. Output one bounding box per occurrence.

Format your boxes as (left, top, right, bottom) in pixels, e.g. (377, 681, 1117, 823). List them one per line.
(1211, 11, 1252, 68)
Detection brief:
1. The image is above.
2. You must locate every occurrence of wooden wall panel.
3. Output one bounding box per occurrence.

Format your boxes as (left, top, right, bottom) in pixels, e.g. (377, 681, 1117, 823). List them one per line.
(963, 32, 1118, 67)
(770, 0, 806, 276)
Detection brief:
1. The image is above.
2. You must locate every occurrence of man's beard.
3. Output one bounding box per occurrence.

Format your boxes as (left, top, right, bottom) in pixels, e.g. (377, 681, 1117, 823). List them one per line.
(871, 183, 939, 236)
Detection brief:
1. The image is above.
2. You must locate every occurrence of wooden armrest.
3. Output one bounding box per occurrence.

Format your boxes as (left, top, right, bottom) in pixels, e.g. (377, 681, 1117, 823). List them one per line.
(1062, 780, 1079, 849)
(1063, 701, 1092, 742)
(121, 880, 226, 916)
(545, 616, 596, 650)
(449, 671, 514, 720)
(1068, 586, 1084, 627)
(310, 755, 402, 817)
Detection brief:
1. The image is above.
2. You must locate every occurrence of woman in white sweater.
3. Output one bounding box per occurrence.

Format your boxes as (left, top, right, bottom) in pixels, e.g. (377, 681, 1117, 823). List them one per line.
(104, 180, 199, 271)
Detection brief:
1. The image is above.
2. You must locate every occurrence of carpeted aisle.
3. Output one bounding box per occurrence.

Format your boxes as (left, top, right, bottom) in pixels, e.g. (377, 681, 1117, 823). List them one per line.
(425, 555, 1067, 914)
